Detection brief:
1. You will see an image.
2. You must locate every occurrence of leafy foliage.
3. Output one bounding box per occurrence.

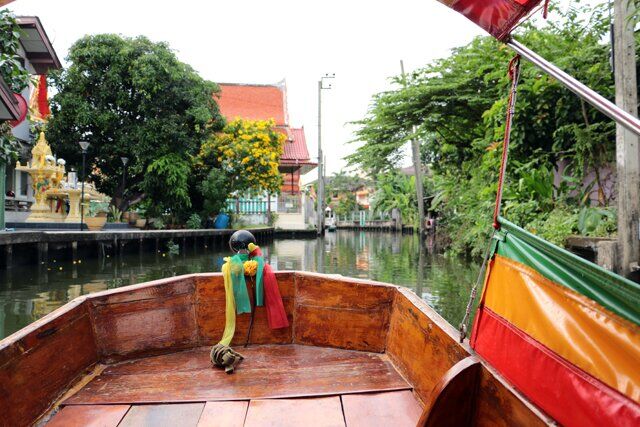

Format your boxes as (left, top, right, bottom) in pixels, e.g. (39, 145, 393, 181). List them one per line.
(334, 192, 357, 216)
(199, 169, 231, 216)
(349, 4, 628, 255)
(371, 173, 418, 226)
(186, 213, 202, 229)
(197, 118, 284, 197)
(0, 10, 30, 93)
(325, 171, 371, 216)
(46, 34, 224, 214)
(0, 10, 30, 164)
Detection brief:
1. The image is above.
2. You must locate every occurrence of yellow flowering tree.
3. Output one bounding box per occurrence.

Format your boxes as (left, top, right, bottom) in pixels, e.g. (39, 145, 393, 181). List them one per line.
(198, 118, 284, 196)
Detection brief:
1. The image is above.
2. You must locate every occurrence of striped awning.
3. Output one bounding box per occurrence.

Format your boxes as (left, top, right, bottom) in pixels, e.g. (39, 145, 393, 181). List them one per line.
(471, 218, 640, 427)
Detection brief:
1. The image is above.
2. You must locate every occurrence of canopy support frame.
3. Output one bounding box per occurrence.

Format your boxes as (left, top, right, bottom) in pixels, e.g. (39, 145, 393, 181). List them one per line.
(507, 38, 640, 137)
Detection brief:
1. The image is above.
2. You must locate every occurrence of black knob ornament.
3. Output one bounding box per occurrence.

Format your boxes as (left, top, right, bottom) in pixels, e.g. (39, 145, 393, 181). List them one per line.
(229, 230, 256, 253)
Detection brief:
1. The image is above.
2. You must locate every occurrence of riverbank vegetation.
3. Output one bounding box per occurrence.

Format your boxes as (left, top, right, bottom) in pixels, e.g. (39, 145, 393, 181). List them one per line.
(47, 34, 225, 221)
(348, 4, 626, 256)
(0, 10, 30, 163)
(43, 34, 285, 228)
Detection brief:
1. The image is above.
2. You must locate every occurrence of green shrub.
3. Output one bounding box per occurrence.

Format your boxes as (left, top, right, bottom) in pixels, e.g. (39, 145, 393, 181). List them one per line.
(107, 206, 123, 223)
(186, 213, 202, 229)
(151, 218, 165, 229)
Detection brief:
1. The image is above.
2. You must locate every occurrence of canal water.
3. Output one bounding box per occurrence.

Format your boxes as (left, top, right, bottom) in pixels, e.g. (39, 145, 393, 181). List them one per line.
(0, 231, 478, 339)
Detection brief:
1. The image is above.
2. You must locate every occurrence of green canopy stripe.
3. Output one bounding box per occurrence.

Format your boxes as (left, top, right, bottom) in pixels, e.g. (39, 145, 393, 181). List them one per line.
(496, 217, 640, 326)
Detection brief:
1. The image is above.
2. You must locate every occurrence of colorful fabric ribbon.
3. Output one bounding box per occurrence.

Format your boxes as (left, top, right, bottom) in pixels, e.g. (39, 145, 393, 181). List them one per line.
(217, 245, 288, 346)
(249, 243, 289, 330)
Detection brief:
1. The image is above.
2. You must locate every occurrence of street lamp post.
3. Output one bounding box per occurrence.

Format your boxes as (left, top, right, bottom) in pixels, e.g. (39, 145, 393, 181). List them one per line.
(78, 141, 89, 231)
(316, 73, 334, 236)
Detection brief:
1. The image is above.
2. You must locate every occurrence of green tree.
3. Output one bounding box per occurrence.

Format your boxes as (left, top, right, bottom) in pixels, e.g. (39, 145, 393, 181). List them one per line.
(197, 118, 284, 196)
(349, 4, 626, 254)
(199, 168, 231, 216)
(334, 193, 357, 217)
(46, 34, 224, 214)
(326, 171, 371, 195)
(0, 9, 30, 161)
(371, 173, 418, 226)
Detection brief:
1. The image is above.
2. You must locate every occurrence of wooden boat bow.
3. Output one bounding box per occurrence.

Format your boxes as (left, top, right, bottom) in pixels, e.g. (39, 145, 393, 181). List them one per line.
(0, 271, 550, 426)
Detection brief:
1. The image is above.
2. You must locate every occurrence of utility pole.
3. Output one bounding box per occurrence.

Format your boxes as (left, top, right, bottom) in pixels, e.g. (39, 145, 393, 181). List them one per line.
(400, 60, 425, 236)
(613, 0, 639, 275)
(316, 73, 334, 236)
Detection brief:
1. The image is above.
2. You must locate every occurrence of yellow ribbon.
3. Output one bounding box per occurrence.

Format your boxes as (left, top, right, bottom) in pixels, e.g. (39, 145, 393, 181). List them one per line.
(218, 257, 236, 346)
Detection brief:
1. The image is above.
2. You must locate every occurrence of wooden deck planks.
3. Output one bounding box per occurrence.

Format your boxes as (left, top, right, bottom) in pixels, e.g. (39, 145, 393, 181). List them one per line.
(45, 405, 131, 427)
(197, 401, 249, 427)
(244, 397, 345, 427)
(341, 390, 423, 427)
(64, 345, 410, 405)
(118, 403, 205, 427)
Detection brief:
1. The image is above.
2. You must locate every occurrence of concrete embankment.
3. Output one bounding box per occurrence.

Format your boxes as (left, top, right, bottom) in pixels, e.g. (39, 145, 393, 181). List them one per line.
(0, 228, 274, 268)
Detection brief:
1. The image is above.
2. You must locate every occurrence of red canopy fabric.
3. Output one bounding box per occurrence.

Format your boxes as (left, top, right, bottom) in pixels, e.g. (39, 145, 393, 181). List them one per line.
(9, 93, 27, 127)
(445, 0, 542, 40)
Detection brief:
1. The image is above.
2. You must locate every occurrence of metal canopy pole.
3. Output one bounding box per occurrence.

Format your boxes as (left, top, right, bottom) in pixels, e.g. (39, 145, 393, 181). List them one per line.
(507, 38, 640, 137)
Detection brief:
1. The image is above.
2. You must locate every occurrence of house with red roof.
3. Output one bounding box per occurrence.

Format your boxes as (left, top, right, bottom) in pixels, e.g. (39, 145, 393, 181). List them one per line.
(216, 81, 316, 230)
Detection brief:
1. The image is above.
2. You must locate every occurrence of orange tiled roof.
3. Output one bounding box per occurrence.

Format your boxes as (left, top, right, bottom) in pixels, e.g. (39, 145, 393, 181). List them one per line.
(282, 127, 311, 163)
(216, 83, 287, 126)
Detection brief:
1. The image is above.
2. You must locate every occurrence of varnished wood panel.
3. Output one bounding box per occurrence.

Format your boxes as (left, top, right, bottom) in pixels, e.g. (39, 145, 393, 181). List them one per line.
(195, 273, 294, 345)
(118, 403, 204, 427)
(294, 305, 389, 352)
(341, 391, 423, 427)
(244, 397, 345, 427)
(0, 303, 98, 427)
(386, 289, 468, 404)
(64, 345, 410, 404)
(46, 405, 130, 427)
(89, 277, 198, 361)
(294, 274, 393, 352)
(474, 366, 550, 427)
(197, 401, 248, 427)
(295, 274, 395, 310)
(194, 272, 296, 302)
(418, 356, 480, 427)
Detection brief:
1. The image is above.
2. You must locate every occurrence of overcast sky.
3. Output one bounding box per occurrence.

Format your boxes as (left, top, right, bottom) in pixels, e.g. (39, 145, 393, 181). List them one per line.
(7, 0, 483, 180)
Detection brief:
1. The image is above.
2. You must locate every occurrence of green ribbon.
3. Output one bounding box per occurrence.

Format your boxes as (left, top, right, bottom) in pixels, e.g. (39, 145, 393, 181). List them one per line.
(253, 254, 265, 306)
(229, 253, 251, 314)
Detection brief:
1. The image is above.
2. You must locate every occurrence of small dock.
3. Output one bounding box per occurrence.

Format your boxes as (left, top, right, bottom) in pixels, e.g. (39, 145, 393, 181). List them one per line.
(0, 228, 274, 268)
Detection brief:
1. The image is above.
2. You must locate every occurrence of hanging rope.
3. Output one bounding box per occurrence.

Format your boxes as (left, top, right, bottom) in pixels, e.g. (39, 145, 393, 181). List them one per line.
(459, 55, 521, 342)
(492, 55, 521, 230)
(459, 229, 495, 343)
(542, 0, 551, 19)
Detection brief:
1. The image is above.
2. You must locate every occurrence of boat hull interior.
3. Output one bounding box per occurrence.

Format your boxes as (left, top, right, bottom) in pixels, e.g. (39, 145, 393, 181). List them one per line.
(0, 272, 549, 426)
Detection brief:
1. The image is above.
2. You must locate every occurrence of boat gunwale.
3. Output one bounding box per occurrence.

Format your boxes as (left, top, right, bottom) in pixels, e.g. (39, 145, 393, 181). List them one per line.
(0, 271, 552, 426)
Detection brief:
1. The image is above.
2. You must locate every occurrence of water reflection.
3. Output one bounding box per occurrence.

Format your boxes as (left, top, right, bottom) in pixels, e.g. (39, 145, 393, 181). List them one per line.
(0, 231, 478, 339)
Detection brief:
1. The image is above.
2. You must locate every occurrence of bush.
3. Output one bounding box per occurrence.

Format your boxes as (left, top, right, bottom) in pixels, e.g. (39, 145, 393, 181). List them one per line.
(151, 218, 165, 230)
(200, 169, 230, 216)
(267, 212, 278, 227)
(186, 213, 202, 230)
(527, 208, 578, 246)
(107, 206, 123, 223)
